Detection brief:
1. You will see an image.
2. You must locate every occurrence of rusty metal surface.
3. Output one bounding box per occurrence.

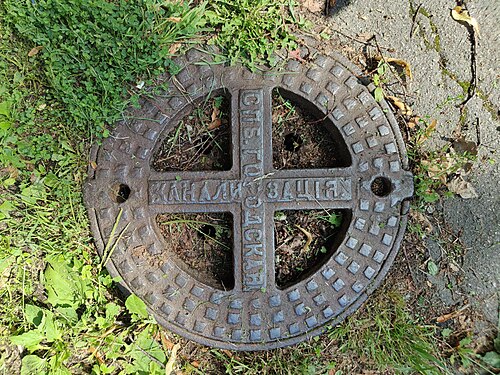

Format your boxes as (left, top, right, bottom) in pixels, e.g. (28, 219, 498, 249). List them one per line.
(84, 49, 413, 350)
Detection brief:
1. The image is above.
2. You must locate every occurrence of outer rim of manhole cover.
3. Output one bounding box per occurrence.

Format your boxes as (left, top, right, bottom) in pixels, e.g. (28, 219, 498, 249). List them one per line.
(84, 47, 414, 351)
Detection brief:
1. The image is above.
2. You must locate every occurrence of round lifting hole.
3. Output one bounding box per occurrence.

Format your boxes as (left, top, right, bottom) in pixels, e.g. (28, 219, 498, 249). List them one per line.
(284, 133, 303, 152)
(115, 184, 131, 203)
(371, 177, 392, 197)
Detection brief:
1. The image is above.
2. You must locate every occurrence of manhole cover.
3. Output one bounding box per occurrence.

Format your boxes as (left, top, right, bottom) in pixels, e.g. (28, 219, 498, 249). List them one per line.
(84, 49, 413, 350)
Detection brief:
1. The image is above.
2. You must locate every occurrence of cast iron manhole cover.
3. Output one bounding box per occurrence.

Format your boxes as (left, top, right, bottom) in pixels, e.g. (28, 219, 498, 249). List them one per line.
(84, 49, 413, 350)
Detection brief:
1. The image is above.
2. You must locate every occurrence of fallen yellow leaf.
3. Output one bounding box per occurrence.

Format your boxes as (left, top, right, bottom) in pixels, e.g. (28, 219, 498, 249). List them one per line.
(28, 46, 43, 57)
(387, 95, 413, 116)
(375, 56, 412, 80)
(301, 0, 322, 12)
(451, 6, 480, 38)
(447, 176, 478, 199)
(169, 42, 181, 55)
(417, 119, 437, 144)
(385, 58, 413, 80)
(166, 17, 182, 23)
(165, 343, 180, 375)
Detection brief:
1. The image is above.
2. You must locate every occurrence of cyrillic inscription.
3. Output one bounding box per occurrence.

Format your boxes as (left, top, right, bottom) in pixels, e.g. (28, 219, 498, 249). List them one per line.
(149, 177, 352, 205)
(148, 180, 242, 205)
(240, 89, 266, 291)
(265, 177, 352, 202)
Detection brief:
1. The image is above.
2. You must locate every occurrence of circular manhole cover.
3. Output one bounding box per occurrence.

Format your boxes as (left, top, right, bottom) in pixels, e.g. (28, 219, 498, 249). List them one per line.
(84, 49, 413, 350)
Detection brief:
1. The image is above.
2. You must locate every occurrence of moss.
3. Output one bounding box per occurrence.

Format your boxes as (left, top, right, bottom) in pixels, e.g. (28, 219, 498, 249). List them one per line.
(458, 80, 471, 93)
(411, 5, 442, 53)
(476, 89, 500, 121)
(458, 106, 468, 128)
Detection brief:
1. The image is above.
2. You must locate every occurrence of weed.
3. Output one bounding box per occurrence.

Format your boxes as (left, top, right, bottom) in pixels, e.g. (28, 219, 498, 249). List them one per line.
(205, 0, 297, 70)
(372, 60, 389, 102)
(3, 0, 207, 138)
(314, 211, 343, 227)
(328, 290, 446, 374)
(407, 116, 476, 210)
(152, 94, 232, 172)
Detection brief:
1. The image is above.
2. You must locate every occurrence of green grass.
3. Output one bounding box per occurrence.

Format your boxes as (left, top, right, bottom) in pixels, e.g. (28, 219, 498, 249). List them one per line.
(205, 0, 297, 70)
(3, 0, 207, 138)
(328, 291, 445, 374)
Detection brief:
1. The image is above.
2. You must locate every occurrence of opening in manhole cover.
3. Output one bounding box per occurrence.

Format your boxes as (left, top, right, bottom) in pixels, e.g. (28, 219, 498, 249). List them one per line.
(84, 48, 413, 350)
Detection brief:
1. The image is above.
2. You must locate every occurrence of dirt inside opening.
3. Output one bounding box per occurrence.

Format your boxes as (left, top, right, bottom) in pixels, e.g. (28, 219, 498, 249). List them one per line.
(274, 209, 351, 288)
(271, 88, 351, 170)
(156, 213, 234, 290)
(151, 92, 232, 172)
(271, 89, 352, 287)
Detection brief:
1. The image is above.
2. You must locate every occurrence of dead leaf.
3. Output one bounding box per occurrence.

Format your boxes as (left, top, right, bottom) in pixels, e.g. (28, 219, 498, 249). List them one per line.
(452, 6, 480, 38)
(447, 176, 478, 199)
(90, 161, 98, 170)
(410, 210, 434, 233)
(28, 46, 43, 57)
(356, 32, 374, 42)
(160, 332, 175, 351)
(295, 224, 313, 254)
(449, 263, 460, 273)
(417, 119, 437, 144)
(375, 56, 413, 80)
(452, 138, 478, 157)
(386, 58, 413, 80)
(288, 49, 306, 62)
(407, 116, 420, 129)
(301, 0, 322, 12)
(169, 42, 181, 55)
(166, 17, 182, 23)
(387, 95, 413, 116)
(165, 343, 180, 375)
(88, 346, 105, 364)
(207, 106, 222, 130)
(435, 304, 469, 323)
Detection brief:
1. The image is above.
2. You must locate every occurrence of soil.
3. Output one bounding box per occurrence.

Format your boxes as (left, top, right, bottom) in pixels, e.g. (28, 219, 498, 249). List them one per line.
(272, 89, 350, 169)
(151, 94, 232, 172)
(156, 212, 234, 290)
(274, 209, 347, 288)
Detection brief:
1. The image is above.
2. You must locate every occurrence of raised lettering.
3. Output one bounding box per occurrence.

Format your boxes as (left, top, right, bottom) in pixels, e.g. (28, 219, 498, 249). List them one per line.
(168, 182, 180, 202)
(296, 180, 310, 199)
(338, 178, 351, 199)
(243, 210, 262, 227)
(242, 90, 261, 106)
(230, 182, 242, 200)
(181, 181, 194, 202)
(315, 180, 321, 199)
(244, 258, 263, 270)
(244, 229, 262, 242)
(281, 181, 293, 201)
(266, 181, 278, 199)
(211, 182, 228, 201)
(244, 272, 265, 287)
(241, 109, 261, 123)
(245, 196, 262, 209)
(200, 182, 211, 201)
(244, 243, 264, 257)
(325, 180, 338, 199)
(243, 127, 261, 139)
